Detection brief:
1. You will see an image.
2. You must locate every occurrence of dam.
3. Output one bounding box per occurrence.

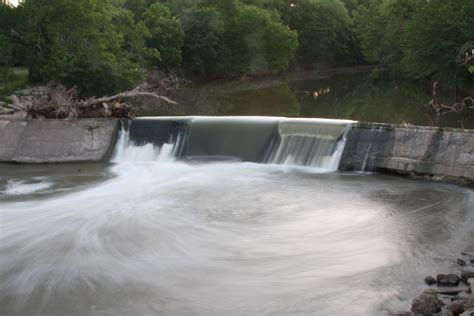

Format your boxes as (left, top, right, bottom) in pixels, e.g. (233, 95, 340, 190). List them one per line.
(0, 116, 473, 315)
(115, 117, 353, 170)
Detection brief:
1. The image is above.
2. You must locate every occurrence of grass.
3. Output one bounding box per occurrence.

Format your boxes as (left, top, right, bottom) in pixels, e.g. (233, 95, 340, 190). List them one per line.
(0, 67, 29, 100)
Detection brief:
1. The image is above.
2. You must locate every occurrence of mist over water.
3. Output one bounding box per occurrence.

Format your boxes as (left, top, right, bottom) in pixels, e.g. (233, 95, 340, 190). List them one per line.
(0, 120, 473, 315)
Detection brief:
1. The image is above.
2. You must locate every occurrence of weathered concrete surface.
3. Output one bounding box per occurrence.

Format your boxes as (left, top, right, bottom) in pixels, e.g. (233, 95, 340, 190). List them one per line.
(341, 123, 474, 185)
(0, 118, 27, 161)
(0, 118, 118, 163)
(1, 117, 473, 184)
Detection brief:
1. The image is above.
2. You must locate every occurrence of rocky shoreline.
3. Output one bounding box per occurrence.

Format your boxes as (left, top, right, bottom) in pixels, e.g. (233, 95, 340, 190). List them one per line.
(396, 252, 474, 316)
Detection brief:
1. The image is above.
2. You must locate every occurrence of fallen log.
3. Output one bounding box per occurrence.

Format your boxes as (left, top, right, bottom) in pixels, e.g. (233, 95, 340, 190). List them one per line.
(15, 84, 177, 119)
(82, 90, 177, 107)
(7, 95, 25, 111)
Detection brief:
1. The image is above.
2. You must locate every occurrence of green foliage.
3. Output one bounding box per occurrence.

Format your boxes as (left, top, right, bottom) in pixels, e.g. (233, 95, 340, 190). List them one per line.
(401, 0, 474, 83)
(178, 2, 297, 76)
(2, 0, 471, 96)
(353, 0, 417, 68)
(180, 7, 228, 75)
(3, 0, 144, 96)
(123, 0, 155, 20)
(353, 0, 473, 85)
(283, 0, 352, 65)
(143, 3, 184, 68)
(225, 4, 298, 75)
(0, 68, 28, 100)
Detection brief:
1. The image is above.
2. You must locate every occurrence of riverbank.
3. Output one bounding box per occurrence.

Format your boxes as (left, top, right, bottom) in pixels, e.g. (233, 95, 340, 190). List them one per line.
(396, 252, 474, 315)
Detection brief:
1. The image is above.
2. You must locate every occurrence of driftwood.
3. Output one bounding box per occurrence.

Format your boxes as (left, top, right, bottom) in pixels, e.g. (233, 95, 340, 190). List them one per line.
(8, 95, 25, 111)
(83, 90, 177, 107)
(429, 81, 473, 115)
(7, 84, 177, 119)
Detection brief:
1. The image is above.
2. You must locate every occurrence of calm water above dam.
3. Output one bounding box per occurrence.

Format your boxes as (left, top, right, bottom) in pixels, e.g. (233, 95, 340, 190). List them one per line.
(140, 71, 474, 129)
(1, 117, 473, 315)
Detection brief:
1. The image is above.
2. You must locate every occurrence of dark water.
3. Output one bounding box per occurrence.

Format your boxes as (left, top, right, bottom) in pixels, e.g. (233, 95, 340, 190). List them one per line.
(1, 158, 473, 315)
(138, 70, 474, 129)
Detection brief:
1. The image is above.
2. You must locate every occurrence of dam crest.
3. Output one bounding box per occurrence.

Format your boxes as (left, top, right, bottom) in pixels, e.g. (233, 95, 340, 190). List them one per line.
(113, 117, 354, 171)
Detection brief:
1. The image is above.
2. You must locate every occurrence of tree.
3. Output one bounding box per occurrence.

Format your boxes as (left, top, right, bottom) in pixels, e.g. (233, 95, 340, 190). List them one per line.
(401, 0, 474, 85)
(3, 0, 145, 96)
(283, 0, 352, 65)
(143, 2, 184, 68)
(180, 6, 228, 75)
(225, 4, 298, 75)
(123, 0, 156, 20)
(353, 0, 417, 69)
(177, 1, 297, 76)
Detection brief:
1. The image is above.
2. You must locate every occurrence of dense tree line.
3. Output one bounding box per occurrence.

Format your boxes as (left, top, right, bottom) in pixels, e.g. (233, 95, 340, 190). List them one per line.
(0, 0, 472, 97)
(353, 0, 474, 87)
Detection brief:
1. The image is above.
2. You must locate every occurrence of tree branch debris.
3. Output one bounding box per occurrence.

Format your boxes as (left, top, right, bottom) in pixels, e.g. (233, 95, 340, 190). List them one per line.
(429, 81, 474, 115)
(1, 83, 178, 119)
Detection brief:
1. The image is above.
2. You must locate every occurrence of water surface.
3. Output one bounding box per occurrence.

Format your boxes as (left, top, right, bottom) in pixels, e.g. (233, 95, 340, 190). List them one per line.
(1, 160, 473, 315)
(139, 70, 474, 129)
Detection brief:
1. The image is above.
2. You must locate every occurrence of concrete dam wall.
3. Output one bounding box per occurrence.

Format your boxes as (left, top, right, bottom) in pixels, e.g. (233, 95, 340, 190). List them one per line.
(0, 117, 472, 185)
(0, 118, 118, 163)
(340, 122, 474, 184)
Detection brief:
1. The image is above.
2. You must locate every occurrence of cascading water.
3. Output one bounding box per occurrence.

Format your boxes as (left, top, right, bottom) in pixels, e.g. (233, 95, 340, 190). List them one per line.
(266, 118, 352, 170)
(1, 116, 473, 316)
(114, 116, 354, 171)
(113, 125, 183, 162)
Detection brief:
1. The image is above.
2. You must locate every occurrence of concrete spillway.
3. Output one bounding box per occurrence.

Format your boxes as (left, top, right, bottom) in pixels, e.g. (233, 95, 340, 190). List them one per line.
(113, 117, 354, 171)
(0, 117, 472, 184)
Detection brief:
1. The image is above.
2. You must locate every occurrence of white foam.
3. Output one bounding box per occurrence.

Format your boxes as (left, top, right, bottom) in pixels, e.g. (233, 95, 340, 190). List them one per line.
(112, 126, 182, 162)
(1, 180, 53, 195)
(267, 119, 353, 170)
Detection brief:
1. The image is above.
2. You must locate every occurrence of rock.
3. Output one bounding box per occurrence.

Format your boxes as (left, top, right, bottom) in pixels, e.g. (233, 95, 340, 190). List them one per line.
(439, 294, 455, 306)
(458, 258, 468, 267)
(0, 101, 6, 107)
(461, 252, 474, 263)
(411, 289, 443, 316)
(459, 310, 474, 316)
(394, 312, 415, 316)
(462, 268, 474, 283)
(438, 274, 462, 287)
(448, 301, 466, 315)
(454, 297, 470, 304)
(435, 310, 454, 316)
(426, 276, 437, 285)
(465, 298, 474, 310)
(437, 286, 471, 295)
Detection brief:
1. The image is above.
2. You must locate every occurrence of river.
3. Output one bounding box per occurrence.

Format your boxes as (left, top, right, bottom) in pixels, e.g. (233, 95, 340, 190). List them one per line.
(137, 69, 474, 129)
(1, 120, 473, 315)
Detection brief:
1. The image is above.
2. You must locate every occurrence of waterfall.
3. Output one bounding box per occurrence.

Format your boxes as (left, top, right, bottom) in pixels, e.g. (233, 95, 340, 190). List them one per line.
(111, 117, 355, 171)
(113, 124, 184, 162)
(266, 119, 353, 170)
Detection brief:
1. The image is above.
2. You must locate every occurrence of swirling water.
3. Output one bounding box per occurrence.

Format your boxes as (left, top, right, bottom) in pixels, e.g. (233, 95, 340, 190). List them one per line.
(0, 141, 473, 315)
